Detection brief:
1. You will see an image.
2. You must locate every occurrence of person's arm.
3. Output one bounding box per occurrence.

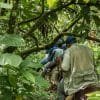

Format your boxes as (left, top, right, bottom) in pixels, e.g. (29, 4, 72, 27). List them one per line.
(41, 54, 49, 65)
(46, 61, 57, 71)
(61, 49, 70, 71)
(41, 61, 57, 77)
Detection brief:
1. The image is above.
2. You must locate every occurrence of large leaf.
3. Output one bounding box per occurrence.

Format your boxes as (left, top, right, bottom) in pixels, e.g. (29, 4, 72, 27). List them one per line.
(35, 75, 50, 89)
(0, 34, 26, 47)
(0, 53, 22, 67)
(8, 74, 17, 87)
(0, 2, 12, 9)
(22, 71, 35, 83)
(19, 59, 34, 69)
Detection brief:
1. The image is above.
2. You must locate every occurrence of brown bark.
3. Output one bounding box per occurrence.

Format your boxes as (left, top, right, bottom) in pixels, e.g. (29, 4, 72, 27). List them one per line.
(8, 0, 20, 34)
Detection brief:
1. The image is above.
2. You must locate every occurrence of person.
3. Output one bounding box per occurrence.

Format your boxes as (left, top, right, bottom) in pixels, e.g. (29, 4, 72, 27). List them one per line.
(60, 36, 98, 100)
(40, 46, 58, 65)
(40, 38, 64, 65)
(42, 47, 64, 91)
(41, 38, 65, 92)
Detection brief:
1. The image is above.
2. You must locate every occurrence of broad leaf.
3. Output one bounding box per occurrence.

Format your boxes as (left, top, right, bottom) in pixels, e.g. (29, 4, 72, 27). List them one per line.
(20, 59, 42, 71)
(0, 53, 22, 67)
(0, 16, 8, 20)
(20, 59, 34, 69)
(0, 34, 26, 47)
(22, 71, 35, 83)
(0, 2, 12, 9)
(35, 75, 50, 89)
(8, 74, 17, 87)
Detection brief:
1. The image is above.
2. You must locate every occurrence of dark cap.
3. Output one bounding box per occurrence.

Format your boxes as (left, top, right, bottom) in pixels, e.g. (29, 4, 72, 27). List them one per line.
(66, 36, 76, 44)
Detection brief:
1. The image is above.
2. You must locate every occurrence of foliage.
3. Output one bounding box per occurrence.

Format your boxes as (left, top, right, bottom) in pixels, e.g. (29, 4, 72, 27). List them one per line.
(0, 0, 100, 99)
(47, 0, 58, 9)
(0, 34, 25, 47)
(87, 91, 100, 100)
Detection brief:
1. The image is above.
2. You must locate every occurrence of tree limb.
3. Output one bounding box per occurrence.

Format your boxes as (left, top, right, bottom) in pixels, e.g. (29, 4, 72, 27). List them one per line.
(8, 0, 20, 34)
(18, 0, 45, 25)
(18, 1, 100, 58)
(20, 32, 100, 59)
(20, 17, 100, 59)
(18, 1, 72, 25)
(18, 12, 85, 58)
(18, 1, 100, 25)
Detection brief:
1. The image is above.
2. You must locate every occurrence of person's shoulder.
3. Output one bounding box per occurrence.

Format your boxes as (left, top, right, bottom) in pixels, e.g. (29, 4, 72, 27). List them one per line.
(54, 48, 63, 51)
(64, 48, 70, 54)
(70, 43, 89, 51)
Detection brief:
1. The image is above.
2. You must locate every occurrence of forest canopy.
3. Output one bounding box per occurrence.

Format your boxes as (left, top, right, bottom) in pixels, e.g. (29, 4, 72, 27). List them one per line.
(0, 0, 100, 100)
(0, 0, 100, 57)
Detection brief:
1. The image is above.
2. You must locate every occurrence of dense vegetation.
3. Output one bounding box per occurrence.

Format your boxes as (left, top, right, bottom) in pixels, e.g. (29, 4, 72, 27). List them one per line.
(0, 0, 100, 100)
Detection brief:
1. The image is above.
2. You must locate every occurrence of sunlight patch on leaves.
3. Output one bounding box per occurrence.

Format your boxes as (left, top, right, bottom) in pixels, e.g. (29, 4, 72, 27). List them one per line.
(87, 91, 100, 100)
(47, 0, 58, 9)
(83, 0, 90, 3)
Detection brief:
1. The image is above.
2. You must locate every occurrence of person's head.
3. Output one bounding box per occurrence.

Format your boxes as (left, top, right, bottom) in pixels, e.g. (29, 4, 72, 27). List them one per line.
(55, 38, 64, 48)
(66, 36, 76, 47)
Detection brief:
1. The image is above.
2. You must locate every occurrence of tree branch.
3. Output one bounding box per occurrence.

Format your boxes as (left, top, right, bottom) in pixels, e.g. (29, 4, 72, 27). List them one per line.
(18, 1, 99, 25)
(8, 0, 20, 34)
(20, 32, 100, 59)
(18, 1, 72, 25)
(18, 1, 100, 58)
(18, 0, 45, 25)
(19, 12, 100, 59)
(19, 12, 83, 58)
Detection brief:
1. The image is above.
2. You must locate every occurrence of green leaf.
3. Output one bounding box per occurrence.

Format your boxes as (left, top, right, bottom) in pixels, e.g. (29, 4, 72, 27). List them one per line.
(0, 34, 26, 47)
(47, 0, 58, 9)
(22, 71, 35, 83)
(83, 0, 90, 3)
(20, 59, 34, 69)
(0, 2, 12, 9)
(15, 95, 23, 100)
(90, 0, 97, 3)
(0, 16, 8, 20)
(87, 91, 100, 100)
(0, 53, 22, 67)
(8, 74, 17, 87)
(20, 59, 42, 70)
(35, 75, 50, 89)
(93, 15, 100, 26)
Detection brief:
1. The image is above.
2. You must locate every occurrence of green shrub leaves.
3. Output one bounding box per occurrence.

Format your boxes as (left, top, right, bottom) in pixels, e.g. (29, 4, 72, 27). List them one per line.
(0, 53, 22, 67)
(0, 34, 25, 47)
